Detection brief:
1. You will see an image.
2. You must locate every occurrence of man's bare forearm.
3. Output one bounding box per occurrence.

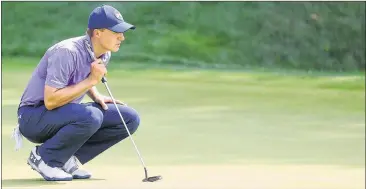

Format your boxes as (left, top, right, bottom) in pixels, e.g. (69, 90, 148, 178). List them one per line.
(45, 78, 97, 110)
(87, 86, 101, 101)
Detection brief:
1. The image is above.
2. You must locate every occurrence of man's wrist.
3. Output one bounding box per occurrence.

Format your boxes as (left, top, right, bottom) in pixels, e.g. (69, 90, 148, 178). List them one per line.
(90, 90, 102, 102)
(93, 94, 102, 102)
(86, 77, 98, 86)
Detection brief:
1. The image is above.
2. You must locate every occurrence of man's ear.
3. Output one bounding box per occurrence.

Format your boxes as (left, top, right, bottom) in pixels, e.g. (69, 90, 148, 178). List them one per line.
(94, 29, 103, 38)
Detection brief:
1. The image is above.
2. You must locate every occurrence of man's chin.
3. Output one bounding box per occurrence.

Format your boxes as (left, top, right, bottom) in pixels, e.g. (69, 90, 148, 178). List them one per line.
(110, 48, 119, 53)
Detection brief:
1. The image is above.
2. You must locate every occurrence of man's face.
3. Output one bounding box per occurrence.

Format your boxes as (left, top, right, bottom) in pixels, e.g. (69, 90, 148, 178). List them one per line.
(95, 29, 125, 52)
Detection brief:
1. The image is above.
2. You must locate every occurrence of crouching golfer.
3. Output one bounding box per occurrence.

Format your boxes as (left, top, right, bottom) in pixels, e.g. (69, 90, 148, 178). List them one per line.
(13, 5, 140, 181)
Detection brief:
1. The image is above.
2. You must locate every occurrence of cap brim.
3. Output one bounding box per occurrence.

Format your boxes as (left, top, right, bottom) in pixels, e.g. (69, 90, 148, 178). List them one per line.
(108, 22, 136, 33)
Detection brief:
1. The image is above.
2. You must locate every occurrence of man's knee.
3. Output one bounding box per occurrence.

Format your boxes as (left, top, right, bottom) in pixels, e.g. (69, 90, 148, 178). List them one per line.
(125, 107, 140, 135)
(128, 112, 140, 135)
(78, 106, 103, 133)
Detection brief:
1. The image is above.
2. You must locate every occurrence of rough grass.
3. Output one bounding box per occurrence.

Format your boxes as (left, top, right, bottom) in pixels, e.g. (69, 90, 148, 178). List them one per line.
(2, 2, 365, 71)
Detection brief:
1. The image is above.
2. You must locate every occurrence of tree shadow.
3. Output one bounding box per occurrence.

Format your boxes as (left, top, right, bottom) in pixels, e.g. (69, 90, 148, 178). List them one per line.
(2, 178, 106, 187)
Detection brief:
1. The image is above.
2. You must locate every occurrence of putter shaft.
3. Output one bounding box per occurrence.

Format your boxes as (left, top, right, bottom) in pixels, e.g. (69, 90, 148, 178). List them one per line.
(84, 40, 159, 181)
(102, 80, 148, 169)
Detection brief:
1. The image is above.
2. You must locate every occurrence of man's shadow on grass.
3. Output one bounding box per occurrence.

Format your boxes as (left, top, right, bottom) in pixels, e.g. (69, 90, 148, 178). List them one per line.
(2, 178, 106, 187)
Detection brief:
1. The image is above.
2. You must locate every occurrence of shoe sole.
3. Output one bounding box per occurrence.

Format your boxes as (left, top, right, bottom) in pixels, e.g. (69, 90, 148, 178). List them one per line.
(73, 175, 91, 179)
(27, 160, 73, 181)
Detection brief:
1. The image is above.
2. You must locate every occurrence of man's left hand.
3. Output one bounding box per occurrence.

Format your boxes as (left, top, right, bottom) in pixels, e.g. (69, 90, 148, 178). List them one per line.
(95, 95, 126, 110)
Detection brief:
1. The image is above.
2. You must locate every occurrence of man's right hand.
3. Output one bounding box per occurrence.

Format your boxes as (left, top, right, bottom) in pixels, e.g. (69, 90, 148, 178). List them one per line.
(88, 59, 107, 85)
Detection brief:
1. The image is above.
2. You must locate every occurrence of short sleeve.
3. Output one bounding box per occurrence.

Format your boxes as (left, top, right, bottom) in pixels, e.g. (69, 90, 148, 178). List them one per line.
(45, 48, 75, 89)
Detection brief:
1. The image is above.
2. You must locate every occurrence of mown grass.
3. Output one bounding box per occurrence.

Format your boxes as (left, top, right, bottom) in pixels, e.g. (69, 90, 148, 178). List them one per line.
(2, 57, 364, 168)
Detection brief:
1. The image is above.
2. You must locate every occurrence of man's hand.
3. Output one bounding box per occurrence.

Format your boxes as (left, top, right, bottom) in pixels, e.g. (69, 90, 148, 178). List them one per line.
(88, 59, 107, 85)
(94, 95, 126, 110)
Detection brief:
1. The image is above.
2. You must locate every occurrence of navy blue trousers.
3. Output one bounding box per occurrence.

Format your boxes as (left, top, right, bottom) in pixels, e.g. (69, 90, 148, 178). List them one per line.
(17, 102, 140, 167)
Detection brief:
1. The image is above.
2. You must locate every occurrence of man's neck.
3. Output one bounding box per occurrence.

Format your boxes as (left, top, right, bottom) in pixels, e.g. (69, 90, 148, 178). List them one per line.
(90, 37, 106, 58)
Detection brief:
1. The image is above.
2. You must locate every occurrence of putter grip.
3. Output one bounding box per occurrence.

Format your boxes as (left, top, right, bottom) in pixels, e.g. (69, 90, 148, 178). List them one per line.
(101, 77, 107, 83)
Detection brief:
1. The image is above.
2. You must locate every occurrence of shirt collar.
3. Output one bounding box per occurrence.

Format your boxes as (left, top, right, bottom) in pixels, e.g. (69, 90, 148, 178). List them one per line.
(84, 35, 106, 62)
(85, 35, 94, 52)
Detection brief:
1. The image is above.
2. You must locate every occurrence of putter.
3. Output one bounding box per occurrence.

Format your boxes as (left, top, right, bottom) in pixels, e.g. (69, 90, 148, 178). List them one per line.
(85, 40, 162, 182)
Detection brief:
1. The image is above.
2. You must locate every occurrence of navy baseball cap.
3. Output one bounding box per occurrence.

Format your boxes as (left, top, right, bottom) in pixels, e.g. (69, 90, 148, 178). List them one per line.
(88, 5, 136, 33)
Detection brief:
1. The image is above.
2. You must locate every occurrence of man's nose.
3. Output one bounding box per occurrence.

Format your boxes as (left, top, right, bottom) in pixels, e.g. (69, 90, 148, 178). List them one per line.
(118, 33, 125, 41)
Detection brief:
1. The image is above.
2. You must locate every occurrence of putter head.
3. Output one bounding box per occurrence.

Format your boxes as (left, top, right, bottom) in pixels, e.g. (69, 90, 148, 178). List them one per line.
(142, 175, 162, 182)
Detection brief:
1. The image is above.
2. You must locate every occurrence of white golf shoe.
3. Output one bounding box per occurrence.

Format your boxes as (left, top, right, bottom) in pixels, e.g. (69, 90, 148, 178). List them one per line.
(63, 155, 91, 179)
(27, 146, 73, 181)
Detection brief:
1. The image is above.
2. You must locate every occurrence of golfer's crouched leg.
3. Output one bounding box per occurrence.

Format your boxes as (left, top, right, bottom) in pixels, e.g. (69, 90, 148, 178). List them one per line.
(119, 105, 140, 136)
(18, 103, 104, 181)
(116, 104, 140, 138)
(93, 102, 141, 138)
(72, 103, 140, 166)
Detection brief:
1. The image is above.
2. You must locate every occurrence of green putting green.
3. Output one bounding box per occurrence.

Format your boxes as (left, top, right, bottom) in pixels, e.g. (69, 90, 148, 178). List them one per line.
(1, 57, 365, 188)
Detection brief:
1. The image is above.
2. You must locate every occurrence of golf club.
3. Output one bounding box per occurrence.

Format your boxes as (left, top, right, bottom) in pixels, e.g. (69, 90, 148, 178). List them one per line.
(85, 40, 162, 182)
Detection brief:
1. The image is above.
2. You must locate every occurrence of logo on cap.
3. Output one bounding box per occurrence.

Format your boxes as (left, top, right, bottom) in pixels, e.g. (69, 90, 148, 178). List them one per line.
(114, 11, 123, 21)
